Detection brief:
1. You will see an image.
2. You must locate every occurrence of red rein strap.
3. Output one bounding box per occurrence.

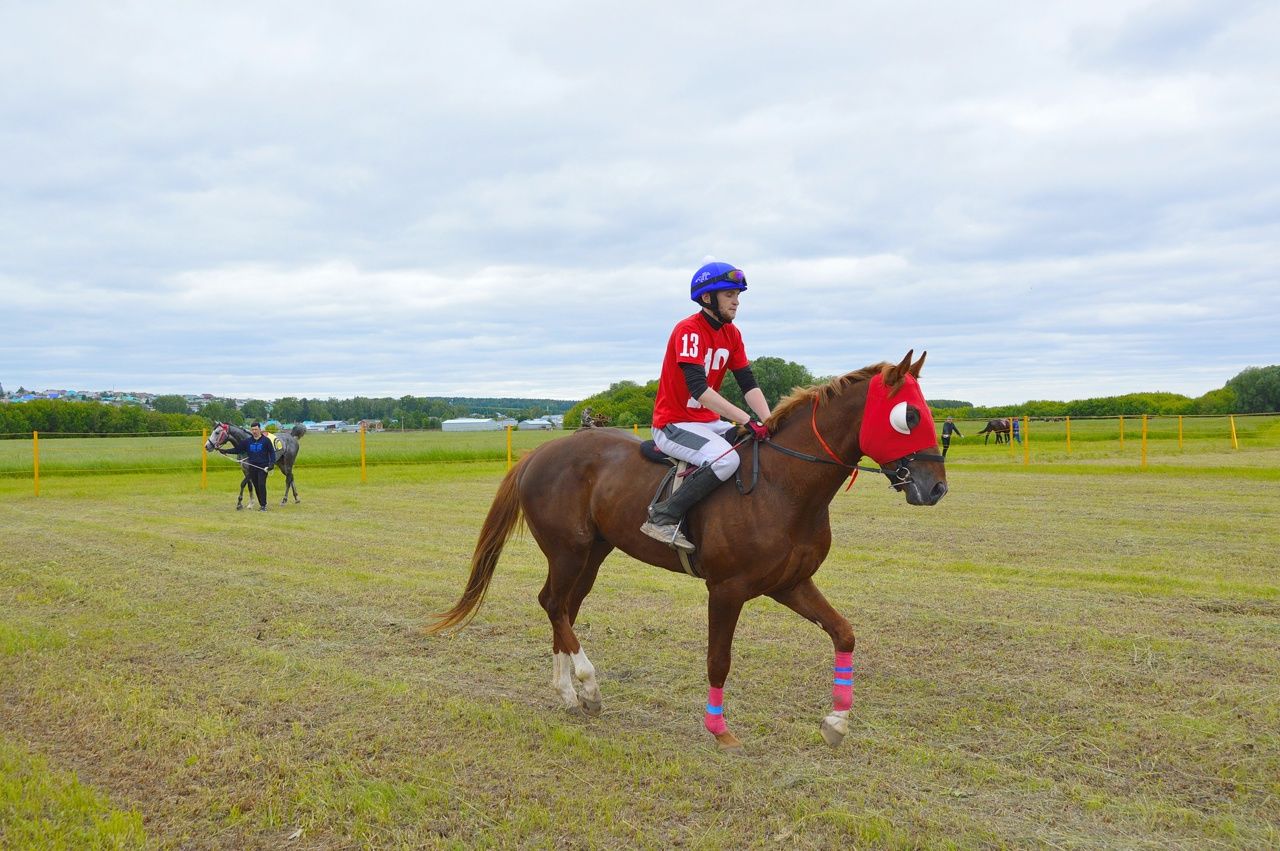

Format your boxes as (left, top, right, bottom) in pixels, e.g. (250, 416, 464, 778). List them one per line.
(811, 397, 859, 491)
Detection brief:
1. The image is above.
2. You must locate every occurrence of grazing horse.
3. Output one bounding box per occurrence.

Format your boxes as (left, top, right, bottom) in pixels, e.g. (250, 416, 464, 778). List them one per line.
(429, 351, 947, 750)
(205, 422, 306, 507)
(976, 418, 1011, 444)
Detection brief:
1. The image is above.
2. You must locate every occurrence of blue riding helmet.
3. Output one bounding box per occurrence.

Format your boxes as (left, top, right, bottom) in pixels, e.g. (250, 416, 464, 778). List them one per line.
(690, 261, 748, 303)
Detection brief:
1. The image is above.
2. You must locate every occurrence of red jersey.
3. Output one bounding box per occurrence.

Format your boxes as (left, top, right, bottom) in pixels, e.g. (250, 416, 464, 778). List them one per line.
(652, 312, 749, 429)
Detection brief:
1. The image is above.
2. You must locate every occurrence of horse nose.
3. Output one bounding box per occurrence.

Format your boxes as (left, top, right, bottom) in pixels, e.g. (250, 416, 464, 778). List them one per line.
(930, 481, 948, 504)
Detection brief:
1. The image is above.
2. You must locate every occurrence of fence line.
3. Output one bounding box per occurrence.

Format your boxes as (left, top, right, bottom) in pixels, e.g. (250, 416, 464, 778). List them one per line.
(3, 413, 1278, 496)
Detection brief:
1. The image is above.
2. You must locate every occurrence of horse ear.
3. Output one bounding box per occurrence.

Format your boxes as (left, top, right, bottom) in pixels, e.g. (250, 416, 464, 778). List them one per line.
(888, 350, 913, 384)
(909, 351, 927, 378)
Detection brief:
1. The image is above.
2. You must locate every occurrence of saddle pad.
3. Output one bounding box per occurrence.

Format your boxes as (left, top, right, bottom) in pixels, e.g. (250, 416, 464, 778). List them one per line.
(639, 439, 674, 465)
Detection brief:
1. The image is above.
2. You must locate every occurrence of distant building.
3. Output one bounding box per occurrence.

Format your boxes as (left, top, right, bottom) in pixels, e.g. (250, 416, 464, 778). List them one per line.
(442, 417, 503, 432)
(518, 418, 554, 430)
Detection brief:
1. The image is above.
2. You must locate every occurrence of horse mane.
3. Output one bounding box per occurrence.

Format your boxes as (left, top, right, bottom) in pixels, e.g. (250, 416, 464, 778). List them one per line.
(765, 362, 894, 432)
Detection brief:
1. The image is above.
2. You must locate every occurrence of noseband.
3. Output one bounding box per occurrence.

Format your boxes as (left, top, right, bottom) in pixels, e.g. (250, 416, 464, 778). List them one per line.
(876, 450, 946, 491)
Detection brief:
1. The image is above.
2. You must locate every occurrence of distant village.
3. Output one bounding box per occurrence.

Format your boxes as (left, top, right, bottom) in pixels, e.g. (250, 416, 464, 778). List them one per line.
(2, 384, 223, 410)
(0, 383, 566, 431)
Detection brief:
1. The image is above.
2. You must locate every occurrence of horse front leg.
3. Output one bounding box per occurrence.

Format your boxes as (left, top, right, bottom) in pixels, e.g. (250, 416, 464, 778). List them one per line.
(706, 586, 747, 752)
(237, 474, 249, 509)
(769, 578, 856, 747)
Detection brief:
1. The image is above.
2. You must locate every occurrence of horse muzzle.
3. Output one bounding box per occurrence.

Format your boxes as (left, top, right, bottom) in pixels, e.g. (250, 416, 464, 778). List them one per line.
(881, 452, 948, 506)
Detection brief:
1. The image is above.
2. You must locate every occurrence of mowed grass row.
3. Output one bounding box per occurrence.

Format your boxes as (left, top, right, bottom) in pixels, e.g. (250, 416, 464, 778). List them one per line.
(1, 446, 1278, 849)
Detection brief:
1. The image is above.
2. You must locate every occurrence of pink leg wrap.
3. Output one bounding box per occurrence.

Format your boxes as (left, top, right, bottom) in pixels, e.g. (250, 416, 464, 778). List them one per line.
(833, 650, 854, 712)
(704, 686, 727, 735)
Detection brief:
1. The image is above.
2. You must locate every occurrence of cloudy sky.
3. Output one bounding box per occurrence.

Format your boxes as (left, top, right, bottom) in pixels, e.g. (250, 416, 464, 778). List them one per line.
(3, 1, 1277, 406)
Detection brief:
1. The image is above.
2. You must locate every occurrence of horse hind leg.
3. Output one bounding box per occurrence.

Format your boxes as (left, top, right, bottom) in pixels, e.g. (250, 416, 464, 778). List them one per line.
(280, 459, 299, 503)
(541, 542, 610, 716)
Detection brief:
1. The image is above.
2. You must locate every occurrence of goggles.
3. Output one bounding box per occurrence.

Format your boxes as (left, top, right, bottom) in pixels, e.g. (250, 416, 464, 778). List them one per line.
(691, 268, 748, 301)
(699, 269, 746, 287)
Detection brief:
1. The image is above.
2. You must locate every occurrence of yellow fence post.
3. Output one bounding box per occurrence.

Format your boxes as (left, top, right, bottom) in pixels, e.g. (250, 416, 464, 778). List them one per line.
(506, 425, 513, 470)
(1178, 415, 1184, 449)
(1065, 416, 1072, 454)
(1141, 415, 1148, 469)
(360, 422, 368, 482)
(1022, 416, 1030, 466)
(201, 428, 208, 490)
(1229, 415, 1239, 450)
(633, 424, 638, 436)
(33, 430, 40, 497)
(1119, 415, 1125, 448)
(1007, 417, 1015, 458)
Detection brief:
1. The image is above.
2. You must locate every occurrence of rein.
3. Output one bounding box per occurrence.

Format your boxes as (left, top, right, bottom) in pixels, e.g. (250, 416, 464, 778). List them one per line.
(753, 396, 944, 494)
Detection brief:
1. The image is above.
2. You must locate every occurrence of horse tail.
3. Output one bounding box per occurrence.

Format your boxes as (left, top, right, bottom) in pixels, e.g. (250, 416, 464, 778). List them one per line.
(426, 458, 526, 635)
(291, 423, 307, 439)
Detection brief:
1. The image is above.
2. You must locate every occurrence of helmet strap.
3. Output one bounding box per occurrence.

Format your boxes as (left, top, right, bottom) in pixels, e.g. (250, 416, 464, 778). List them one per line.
(702, 292, 733, 325)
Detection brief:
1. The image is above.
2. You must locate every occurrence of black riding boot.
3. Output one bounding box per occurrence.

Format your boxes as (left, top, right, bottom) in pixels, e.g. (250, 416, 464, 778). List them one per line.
(640, 465, 726, 553)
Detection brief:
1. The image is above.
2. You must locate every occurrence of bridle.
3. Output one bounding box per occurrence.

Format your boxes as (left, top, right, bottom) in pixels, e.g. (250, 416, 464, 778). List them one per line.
(743, 395, 944, 494)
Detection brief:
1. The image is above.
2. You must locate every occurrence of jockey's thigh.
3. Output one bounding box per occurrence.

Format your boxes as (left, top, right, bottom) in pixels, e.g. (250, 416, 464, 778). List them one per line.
(653, 420, 739, 481)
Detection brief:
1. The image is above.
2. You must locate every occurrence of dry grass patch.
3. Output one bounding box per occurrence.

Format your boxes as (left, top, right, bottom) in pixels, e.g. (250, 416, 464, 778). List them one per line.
(2, 457, 1278, 848)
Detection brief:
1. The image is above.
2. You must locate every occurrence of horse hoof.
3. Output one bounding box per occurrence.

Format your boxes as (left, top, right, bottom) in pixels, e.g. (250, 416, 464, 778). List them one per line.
(235, 504, 244, 511)
(714, 731, 743, 753)
(579, 696, 602, 717)
(820, 714, 848, 748)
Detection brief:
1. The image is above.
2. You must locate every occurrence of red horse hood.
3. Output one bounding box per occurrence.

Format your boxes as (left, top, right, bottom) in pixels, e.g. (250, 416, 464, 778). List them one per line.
(858, 373, 938, 465)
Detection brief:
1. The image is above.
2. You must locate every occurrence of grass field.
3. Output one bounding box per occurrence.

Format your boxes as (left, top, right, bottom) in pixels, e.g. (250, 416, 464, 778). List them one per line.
(2, 429, 1278, 849)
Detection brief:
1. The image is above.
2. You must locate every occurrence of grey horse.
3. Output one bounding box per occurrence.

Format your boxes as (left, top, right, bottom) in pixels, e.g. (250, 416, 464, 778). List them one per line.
(205, 422, 307, 508)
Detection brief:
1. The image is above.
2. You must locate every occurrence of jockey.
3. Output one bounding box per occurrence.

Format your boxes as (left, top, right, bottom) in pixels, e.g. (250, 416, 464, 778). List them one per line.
(640, 260, 773, 552)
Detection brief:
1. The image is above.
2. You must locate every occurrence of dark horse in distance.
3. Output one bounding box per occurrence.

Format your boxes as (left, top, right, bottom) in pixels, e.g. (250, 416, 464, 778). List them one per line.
(976, 418, 1011, 444)
(205, 422, 307, 508)
(430, 352, 947, 750)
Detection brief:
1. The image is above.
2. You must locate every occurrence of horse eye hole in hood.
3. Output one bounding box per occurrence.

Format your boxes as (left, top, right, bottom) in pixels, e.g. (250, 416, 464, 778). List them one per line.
(889, 401, 920, 435)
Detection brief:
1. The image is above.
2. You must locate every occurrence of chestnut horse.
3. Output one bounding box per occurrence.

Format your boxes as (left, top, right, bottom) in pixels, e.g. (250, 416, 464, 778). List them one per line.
(429, 352, 947, 750)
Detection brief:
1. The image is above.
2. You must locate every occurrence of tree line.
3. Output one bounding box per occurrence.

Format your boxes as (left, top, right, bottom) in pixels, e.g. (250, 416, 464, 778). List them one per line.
(1, 394, 575, 437)
(0, 399, 207, 438)
(568, 361, 1280, 428)
(3, 363, 1275, 438)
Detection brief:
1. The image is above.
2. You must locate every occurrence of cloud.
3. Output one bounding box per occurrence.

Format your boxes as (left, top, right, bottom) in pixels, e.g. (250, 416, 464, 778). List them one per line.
(3, 1, 1278, 407)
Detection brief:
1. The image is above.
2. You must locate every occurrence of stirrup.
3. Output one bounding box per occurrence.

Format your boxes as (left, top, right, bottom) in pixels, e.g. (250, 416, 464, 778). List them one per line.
(640, 519, 695, 553)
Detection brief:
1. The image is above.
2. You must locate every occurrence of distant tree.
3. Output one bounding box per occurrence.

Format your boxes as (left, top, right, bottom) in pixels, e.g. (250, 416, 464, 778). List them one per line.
(1193, 387, 1238, 415)
(152, 394, 190, 414)
(1226, 365, 1280, 413)
(719, 356, 816, 411)
(240, 399, 270, 421)
(272, 397, 302, 423)
(302, 400, 332, 421)
(568, 380, 658, 428)
(200, 400, 241, 425)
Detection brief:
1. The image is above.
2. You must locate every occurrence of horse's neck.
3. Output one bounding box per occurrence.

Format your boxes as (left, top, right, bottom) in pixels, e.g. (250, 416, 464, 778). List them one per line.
(771, 396, 866, 497)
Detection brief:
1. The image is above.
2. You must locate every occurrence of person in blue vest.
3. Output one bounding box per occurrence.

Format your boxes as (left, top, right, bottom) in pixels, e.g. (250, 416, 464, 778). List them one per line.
(232, 422, 277, 511)
(1012, 417, 1022, 444)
